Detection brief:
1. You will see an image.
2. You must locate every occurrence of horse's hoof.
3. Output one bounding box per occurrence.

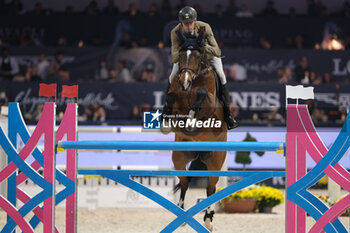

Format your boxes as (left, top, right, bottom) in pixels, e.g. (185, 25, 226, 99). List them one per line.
(188, 110, 195, 119)
(186, 110, 197, 132)
(187, 127, 195, 132)
(160, 126, 171, 134)
(204, 219, 213, 232)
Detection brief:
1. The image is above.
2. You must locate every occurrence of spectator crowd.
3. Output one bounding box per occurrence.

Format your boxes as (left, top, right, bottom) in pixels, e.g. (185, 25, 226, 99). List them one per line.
(1, 44, 348, 126)
(0, 0, 350, 49)
(2, 0, 350, 18)
(2, 46, 349, 86)
(0, 0, 349, 126)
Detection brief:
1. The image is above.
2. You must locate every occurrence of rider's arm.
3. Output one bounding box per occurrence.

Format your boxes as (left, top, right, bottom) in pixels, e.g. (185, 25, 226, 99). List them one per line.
(171, 27, 181, 63)
(203, 24, 221, 58)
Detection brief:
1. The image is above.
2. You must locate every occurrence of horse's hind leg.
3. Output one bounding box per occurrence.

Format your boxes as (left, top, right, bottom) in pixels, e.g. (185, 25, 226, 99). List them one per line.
(172, 150, 194, 209)
(201, 151, 227, 232)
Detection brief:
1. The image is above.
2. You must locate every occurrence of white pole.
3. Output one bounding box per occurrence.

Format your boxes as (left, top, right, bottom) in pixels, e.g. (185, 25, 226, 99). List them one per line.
(328, 178, 341, 203)
(0, 106, 8, 198)
(217, 158, 228, 188)
(27, 126, 146, 133)
(214, 158, 228, 213)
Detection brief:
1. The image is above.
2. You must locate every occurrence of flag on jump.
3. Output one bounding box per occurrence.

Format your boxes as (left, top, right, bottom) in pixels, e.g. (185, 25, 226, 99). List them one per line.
(61, 85, 79, 103)
(286, 85, 314, 106)
(39, 83, 57, 102)
(286, 85, 314, 100)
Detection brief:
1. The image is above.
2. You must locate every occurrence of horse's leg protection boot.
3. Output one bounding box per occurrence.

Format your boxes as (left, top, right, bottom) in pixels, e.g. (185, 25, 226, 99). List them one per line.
(161, 82, 175, 120)
(191, 87, 208, 117)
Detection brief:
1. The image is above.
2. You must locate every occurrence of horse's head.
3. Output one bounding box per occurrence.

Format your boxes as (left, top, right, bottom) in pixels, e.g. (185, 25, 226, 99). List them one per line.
(177, 49, 202, 92)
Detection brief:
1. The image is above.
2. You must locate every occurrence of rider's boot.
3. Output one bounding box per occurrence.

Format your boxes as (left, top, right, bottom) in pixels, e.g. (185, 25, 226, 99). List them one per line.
(220, 83, 239, 130)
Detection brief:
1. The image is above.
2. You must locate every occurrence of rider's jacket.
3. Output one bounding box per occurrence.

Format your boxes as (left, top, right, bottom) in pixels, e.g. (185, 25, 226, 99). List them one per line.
(170, 21, 221, 63)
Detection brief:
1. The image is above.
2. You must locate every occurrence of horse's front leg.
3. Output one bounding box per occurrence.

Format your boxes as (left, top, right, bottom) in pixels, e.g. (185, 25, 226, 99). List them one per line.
(163, 92, 176, 116)
(160, 92, 176, 134)
(189, 86, 208, 119)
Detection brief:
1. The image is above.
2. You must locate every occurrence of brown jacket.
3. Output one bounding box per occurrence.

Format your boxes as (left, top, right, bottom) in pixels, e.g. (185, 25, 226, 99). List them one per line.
(170, 21, 221, 63)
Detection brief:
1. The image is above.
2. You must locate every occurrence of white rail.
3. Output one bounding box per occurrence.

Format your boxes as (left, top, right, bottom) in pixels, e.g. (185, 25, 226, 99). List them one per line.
(27, 126, 162, 133)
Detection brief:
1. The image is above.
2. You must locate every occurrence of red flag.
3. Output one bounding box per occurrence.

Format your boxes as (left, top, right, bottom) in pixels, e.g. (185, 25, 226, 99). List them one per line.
(61, 85, 79, 103)
(39, 83, 57, 102)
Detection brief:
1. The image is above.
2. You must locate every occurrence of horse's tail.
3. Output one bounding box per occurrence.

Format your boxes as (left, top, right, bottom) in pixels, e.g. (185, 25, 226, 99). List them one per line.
(173, 157, 208, 193)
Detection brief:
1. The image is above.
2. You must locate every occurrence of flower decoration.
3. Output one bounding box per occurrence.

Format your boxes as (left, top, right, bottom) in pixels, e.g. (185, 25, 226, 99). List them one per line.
(315, 194, 350, 216)
(255, 186, 284, 209)
(217, 185, 284, 211)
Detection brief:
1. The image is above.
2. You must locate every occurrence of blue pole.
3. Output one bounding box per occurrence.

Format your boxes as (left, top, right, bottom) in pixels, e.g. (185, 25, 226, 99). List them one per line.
(58, 141, 285, 151)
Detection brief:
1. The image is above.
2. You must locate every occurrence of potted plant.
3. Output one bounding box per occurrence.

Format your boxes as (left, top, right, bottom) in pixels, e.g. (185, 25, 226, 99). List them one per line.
(217, 187, 259, 213)
(255, 186, 284, 213)
(235, 133, 265, 170)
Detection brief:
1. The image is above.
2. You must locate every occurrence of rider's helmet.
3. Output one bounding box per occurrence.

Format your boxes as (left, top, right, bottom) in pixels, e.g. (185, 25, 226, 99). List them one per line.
(178, 6, 197, 23)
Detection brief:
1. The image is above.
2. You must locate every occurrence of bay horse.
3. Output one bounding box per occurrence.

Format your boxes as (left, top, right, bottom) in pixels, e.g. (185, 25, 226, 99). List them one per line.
(161, 48, 227, 231)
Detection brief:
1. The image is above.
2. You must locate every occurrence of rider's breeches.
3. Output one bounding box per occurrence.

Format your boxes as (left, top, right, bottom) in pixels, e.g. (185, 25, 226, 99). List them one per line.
(169, 62, 179, 83)
(211, 56, 227, 85)
(168, 57, 227, 85)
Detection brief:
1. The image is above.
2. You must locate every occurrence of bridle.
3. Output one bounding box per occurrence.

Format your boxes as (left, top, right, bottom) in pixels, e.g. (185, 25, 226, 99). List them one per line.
(177, 49, 204, 85)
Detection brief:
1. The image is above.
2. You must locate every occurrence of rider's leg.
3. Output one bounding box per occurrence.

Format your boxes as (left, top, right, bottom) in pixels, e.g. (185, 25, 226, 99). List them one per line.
(169, 62, 179, 83)
(211, 56, 239, 130)
(162, 62, 179, 117)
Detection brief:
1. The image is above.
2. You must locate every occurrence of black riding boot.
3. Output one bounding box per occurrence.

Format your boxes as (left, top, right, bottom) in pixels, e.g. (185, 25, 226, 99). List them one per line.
(221, 84, 239, 130)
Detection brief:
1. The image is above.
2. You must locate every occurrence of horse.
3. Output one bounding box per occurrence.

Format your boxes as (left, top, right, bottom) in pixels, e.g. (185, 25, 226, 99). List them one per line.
(161, 47, 227, 231)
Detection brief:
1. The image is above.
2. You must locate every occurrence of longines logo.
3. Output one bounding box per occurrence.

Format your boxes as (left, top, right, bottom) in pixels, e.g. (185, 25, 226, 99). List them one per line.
(152, 91, 280, 110)
(332, 58, 350, 76)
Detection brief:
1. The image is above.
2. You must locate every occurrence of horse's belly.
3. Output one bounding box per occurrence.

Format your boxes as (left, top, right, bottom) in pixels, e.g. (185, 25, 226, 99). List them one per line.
(175, 130, 227, 142)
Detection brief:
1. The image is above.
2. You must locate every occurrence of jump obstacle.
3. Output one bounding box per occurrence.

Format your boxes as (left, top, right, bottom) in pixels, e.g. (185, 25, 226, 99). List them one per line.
(0, 101, 349, 233)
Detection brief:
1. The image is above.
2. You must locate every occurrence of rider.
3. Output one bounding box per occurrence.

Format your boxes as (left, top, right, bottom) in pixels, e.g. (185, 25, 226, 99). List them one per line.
(163, 6, 238, 130)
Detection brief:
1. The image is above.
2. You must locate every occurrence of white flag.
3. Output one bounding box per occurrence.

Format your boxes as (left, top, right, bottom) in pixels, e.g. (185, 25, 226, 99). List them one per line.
(299, 86, 314, 100)
(286, 85, 314, 100)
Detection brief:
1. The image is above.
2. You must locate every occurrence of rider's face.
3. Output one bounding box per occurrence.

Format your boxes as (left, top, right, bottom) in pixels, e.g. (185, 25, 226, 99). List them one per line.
(182, 20, 196, 34)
